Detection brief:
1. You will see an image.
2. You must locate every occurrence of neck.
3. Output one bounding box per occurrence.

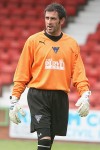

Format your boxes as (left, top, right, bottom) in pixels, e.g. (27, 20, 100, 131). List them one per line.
(44, 31, 63, 42)
(46, 30, 62, 36)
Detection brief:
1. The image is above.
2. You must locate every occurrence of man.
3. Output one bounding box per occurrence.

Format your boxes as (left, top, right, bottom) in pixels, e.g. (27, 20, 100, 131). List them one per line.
(9, 3, 91, 150)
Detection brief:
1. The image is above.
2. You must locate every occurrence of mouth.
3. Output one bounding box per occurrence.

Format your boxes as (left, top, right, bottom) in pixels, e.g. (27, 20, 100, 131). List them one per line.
(47, 26, 53, 30)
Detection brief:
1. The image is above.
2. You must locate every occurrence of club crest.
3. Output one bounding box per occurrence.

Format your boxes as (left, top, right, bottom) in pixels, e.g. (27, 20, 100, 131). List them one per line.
(35, 115, 42, 123)
(52, 47, 59, 53)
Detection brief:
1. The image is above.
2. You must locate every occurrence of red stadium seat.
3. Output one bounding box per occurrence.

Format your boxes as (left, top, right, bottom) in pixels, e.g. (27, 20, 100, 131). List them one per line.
(93, 81, 100, 90)
(88, 77, 97, 87)
(0, 8, 10, 16)
(9, 40, 21, 50)
(78, 0, 87, 5)
(1, 51, 10, 63)
(86, 65, 99, 78)
(93, 44, 100, 52)
(69, 92, 79, 103)
(96, 23, 100, 31)
(90, 91, 100, 109)
(1, 62, 14, 74)
(0, 19, 12, 27)
(87, 32, 100, 43)
(84, 55, 95, 65)
(8, 48, 20, 63)
(0, 73, 13, 85)
(0, 39, 11, 51)
(24, 9, 36, 17)
(9, 0, 21, 2)
(65, 0, 80, 7)
(4, 29, 19, 39)
(21, 29, 31, 39)
(65, 5, 77, 16)
(21, 0, 35, 4)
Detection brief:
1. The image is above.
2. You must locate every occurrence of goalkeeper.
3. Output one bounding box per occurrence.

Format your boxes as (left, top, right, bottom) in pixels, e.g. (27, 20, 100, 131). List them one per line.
(9, 2, 91, 150)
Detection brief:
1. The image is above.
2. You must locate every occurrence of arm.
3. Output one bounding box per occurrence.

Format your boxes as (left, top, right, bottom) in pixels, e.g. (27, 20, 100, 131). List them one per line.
(72, 43, 91, 117)
(9, 37, 34, 124)
(12, 37, 34, 98)
(72, 45, 89, 96)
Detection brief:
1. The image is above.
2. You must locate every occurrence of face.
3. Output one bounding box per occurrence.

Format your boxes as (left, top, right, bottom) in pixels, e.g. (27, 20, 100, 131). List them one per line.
(45, 11, 64, 36)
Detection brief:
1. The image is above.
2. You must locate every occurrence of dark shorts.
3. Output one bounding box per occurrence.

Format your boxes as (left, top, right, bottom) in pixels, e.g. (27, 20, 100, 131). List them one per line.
(27, 88, 69, 136)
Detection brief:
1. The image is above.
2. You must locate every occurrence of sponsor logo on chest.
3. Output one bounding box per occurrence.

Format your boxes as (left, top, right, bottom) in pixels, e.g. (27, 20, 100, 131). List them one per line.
(45, 58, 65, 70)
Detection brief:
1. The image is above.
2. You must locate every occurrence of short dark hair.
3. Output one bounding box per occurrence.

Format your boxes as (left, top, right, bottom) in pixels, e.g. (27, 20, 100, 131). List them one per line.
(44, 2, 67, 20)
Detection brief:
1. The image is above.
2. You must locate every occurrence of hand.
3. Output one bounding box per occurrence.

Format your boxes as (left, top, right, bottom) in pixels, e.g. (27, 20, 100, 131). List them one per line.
(75, 91, 91, 117)
(9, 96, 26, 124)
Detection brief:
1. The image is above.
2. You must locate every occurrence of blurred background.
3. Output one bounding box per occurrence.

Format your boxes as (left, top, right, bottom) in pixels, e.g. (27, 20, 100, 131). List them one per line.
(0, 0, 100, 149)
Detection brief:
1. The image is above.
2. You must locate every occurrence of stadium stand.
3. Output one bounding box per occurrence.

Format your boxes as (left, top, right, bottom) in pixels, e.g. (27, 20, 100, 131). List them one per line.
(0, 0, 100, 110)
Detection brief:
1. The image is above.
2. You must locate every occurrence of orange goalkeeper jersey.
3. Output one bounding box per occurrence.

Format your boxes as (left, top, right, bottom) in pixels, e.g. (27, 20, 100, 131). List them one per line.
(12, 31, 89, 98)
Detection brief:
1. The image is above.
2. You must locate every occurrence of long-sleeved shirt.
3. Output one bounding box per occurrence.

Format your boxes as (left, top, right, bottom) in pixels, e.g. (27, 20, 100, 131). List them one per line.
(12, 31, 89, 98)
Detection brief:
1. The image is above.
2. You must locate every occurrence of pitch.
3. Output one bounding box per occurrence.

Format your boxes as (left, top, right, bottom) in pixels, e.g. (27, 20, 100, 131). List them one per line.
(0, 140, 100, 150)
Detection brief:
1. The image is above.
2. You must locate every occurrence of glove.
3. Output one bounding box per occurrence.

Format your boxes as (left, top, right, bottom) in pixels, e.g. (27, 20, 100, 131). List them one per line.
(9, 96, 26, 124)
(75, 91, 91, 117)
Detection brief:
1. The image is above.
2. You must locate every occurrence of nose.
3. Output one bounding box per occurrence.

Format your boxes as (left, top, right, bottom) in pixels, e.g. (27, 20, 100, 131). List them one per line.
(47, 18, 52, 24)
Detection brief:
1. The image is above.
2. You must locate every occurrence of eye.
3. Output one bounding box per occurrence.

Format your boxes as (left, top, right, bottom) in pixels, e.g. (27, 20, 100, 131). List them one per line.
(45, 17, 49, 20)
(51, 17, 56, 20)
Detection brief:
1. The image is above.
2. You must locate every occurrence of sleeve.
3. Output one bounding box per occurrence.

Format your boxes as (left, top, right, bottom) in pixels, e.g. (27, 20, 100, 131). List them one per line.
(12, 37, 34, 99)
(72, 43, 90, 96)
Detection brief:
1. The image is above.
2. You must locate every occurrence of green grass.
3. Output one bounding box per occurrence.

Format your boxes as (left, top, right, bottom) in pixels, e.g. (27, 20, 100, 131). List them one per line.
(0, 140, 100, 150)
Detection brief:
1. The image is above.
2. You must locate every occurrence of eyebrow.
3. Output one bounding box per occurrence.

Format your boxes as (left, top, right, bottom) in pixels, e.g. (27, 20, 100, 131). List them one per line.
(45, 16, 57, 19)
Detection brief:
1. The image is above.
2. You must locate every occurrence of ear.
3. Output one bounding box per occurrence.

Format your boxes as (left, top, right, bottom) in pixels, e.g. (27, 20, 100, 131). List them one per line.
(60, 17, 66, 25)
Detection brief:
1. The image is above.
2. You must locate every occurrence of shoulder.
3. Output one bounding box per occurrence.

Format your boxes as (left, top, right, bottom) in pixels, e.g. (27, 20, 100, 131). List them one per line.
(23, 31, 46, 46)
(62, 32, 80, 53)
(28, 31, 45, 41)
(62, 32, 78, 44)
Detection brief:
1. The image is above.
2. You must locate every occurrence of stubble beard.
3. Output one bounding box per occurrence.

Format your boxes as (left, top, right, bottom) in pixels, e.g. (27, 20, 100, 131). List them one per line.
(46, 26, 58, 36)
